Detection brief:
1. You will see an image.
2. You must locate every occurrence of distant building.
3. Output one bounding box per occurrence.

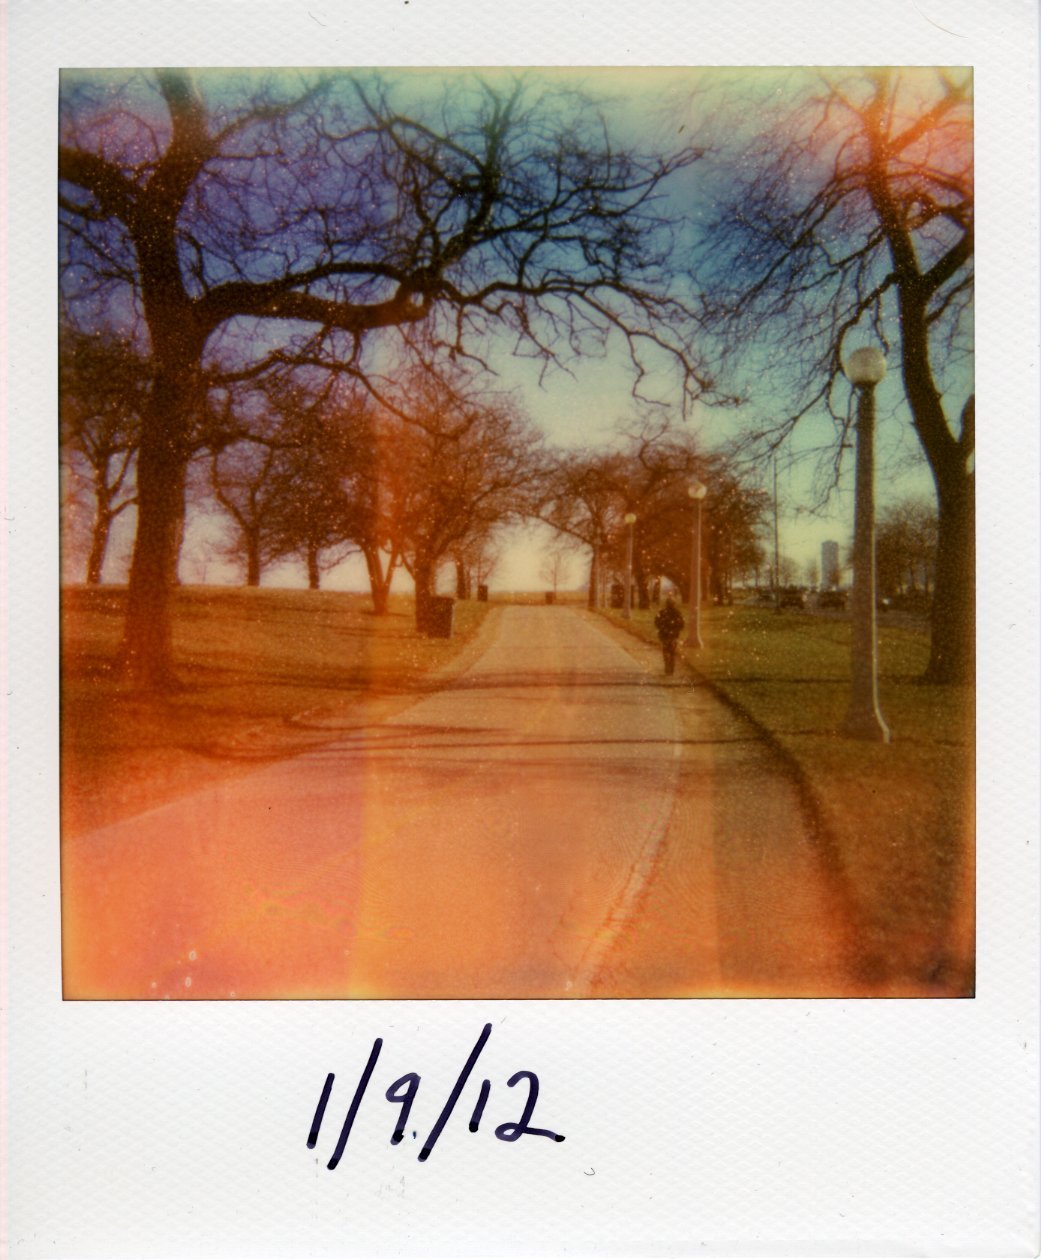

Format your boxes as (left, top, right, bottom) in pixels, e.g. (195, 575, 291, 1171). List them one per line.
(821, 540, 841, 589)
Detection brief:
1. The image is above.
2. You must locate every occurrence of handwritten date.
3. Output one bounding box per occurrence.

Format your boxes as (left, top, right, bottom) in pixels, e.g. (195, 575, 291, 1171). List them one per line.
(307, 1023, 565, 1167)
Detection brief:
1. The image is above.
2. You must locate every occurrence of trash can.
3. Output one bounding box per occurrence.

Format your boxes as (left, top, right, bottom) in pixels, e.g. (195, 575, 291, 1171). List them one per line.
(477, 584, 489, 602)
(427, 595, 455, 638)
(544, 591, 556, 605)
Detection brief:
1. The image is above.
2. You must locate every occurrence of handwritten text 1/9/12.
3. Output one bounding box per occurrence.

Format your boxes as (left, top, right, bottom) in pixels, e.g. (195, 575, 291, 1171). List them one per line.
(307, 1023, 565, 1167)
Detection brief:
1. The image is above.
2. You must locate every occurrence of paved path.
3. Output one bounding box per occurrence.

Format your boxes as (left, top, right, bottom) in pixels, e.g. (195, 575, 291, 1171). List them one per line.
(62, 606, 856, 999)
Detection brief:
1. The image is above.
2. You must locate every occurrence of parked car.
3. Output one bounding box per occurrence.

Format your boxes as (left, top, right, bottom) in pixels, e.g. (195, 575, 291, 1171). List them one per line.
(818, 589, 847, 610)
(777, 586, 806, 610)
(889, 591, 932, 615)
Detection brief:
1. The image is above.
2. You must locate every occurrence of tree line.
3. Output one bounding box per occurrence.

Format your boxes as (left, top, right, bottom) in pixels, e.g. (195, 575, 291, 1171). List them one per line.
(59, 67, 972, 685)
(61, 339, 769, 616)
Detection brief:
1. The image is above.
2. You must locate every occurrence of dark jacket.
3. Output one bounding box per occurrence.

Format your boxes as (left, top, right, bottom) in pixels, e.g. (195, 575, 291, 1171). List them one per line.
(654, 602, 685, 641)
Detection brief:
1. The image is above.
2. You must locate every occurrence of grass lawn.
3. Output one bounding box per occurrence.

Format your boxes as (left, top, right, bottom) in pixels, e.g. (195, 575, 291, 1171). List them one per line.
(61, 585, 491, 836)
(603, 602, 975, 993)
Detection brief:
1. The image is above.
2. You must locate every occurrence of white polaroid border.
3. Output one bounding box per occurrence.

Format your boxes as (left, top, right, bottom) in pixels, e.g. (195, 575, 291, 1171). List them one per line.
(6, 1, 1039, 1255)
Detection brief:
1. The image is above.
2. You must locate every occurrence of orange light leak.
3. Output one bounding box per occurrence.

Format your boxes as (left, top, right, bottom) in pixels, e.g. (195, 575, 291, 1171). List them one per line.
(61, 605, 974, 1001)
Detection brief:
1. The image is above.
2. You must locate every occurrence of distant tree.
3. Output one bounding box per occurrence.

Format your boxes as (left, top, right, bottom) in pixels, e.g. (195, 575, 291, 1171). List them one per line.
(769, 554, 800, 588)
(611, 425, 768, 606)
(636, 470, 768, 605)
(179, 526, 224, 586)
(451, 527, 501, 600)
(59, 329, 147, 584)
(259, 378, 367, 590)
(609, 420, 704, 608)
(804, 558, 820, 588)
(199, 371, 380, 593)
(876, 497, 938, 600)
(728, 542, 768, 590)
(698, 471, 772, 603)
(539, 540, 578, 596)
(371, 378, 544, 630)
(60, 465, 94, 581)
(537, 450, 628, 609)
(59, 68, 719, 686)
(208, 439, 281, 587)
(696, 68, 972, 680)
(538, 421, 768, 609)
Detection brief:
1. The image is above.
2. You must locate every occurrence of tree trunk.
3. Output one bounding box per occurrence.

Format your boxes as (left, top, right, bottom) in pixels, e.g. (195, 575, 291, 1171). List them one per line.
(896, 310, 974, 683)
(120, 416, 189, 689)
(168, 500, 185, 586)
(307, 542, 321, 590)
(634, 556, 650, 610)
(455, 560, 468, 599)
(925, 473, 974, 684)
(86, 508, 112, 586)
(117, 305, 203, 687)
(246, 535, 261, 588)
(587, 550, 597, 609)
(868, 131, 974, 686)
(413, 552, 434, 632)
(363, 545, 394, 615)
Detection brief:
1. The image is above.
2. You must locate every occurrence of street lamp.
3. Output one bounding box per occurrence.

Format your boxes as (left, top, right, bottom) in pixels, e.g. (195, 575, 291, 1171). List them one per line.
(623, 512, 637, 619)
(686, 480, 707, 648)
(843, 346, 891, 742)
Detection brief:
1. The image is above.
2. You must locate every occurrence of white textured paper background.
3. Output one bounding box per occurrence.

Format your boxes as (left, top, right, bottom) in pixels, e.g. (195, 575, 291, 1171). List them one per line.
(5, 1, 1039, 1255)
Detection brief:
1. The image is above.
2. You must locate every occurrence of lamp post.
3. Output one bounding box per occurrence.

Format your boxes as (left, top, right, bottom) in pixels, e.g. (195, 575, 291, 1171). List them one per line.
(587, 545, 598, 610)
(843, 346, 891, 743)
(686, 480, 707, 648)
(623, 512, 637, 619)
(772, 450, 782, 612)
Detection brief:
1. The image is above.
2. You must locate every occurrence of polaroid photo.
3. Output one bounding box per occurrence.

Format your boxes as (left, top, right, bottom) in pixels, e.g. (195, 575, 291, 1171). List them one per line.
(6, 0, 1039, 1255)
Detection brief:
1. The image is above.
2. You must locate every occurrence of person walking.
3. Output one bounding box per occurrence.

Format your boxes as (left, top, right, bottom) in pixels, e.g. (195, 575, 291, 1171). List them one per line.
(654, 595, 685, 676)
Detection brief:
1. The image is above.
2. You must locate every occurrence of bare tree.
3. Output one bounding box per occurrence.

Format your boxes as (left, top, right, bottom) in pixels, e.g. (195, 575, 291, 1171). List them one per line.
(537, 450, 628, 609)
(539, 540, 578, 596)
(538, 421, 767, 609)
(696, 68, 973, 681)
(208, 440, 280, 587)
(472, 536, 501, 595)
(538, 423, 702, 607)
(451, 527, 502, 600)
(699, 471, 772, 604)
(776, 555, 800, 587)
(608, 420, 704, 608)
(876, 496, 938, 602)
(630, 459, 769, 605)
(59, 328, 147, 584)
(59, 68, 720, 686)
(379, 382, 544, 630)
(255, 377, 367, 590)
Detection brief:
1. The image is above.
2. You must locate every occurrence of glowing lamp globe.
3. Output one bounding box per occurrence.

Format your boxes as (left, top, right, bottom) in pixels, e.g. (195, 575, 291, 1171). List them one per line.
(844, 347, 887, 386)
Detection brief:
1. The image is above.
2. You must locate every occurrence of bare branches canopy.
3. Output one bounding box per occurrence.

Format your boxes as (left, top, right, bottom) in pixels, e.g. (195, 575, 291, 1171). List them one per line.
(693, 68, 973, 681)
(58, 67, 974, 686)
(59, 67, 718, 685)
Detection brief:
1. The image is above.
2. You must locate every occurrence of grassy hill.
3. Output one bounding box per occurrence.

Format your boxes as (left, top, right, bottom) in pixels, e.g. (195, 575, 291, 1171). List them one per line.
(602, 602, 975, 994)
(61, 585, 490, 835)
